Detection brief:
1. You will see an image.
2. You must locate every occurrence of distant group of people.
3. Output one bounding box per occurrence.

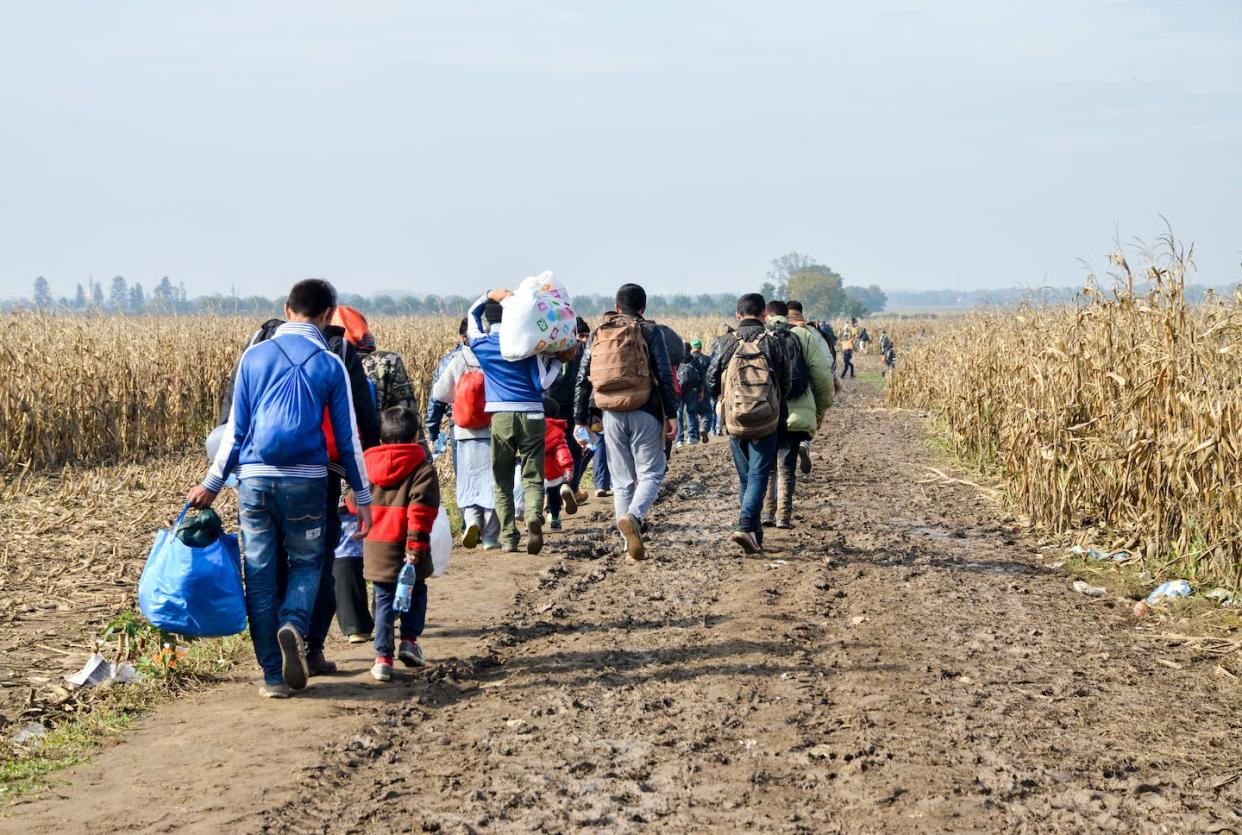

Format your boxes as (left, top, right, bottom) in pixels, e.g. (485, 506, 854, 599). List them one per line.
(187, 277, 896, 698)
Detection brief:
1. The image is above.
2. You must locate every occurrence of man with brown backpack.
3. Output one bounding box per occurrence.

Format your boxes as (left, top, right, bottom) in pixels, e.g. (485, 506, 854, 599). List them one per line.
(706, 293, 792, 554)
(574, 283, 678, 561)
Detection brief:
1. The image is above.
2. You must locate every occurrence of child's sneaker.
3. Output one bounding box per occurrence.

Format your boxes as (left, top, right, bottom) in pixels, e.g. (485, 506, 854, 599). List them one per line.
(461, 521, 481, 549)
(370, 657, 393, 681)
(398, 640, 425, 668)
(559, 483, 578, 515)
(549, 514, 562, 531)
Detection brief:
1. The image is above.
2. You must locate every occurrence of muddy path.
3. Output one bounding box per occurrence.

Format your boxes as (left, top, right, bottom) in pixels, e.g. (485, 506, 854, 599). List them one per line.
(5, 357, 1241, 833)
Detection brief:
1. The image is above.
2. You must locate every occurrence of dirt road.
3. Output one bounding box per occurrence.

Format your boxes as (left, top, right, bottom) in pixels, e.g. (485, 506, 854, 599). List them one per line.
(5, 362, 1241, 833)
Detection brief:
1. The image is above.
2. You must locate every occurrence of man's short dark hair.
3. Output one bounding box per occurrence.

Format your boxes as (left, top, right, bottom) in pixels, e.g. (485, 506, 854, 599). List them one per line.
(616, 284, 647, 315)
(458, 317, 469, 337)
(380, 406, 421, 445)
(576, 316, 590, 336)
(787, 300, 804, 313)
(542, 394, 560, 420)
(766, 300, 788, 317)
(737, 293, 765, 317)
(287, 279, 337, 318)
(484, 301, 503, 324)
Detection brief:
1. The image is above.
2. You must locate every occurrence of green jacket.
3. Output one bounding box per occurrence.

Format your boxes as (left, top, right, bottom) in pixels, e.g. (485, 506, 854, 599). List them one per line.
(768, 317, 834, 435)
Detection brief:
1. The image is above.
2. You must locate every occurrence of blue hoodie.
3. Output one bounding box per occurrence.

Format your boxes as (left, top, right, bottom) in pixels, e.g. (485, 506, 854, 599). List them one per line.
(467, 294, 561, 413)
(203, 322, 371, 504)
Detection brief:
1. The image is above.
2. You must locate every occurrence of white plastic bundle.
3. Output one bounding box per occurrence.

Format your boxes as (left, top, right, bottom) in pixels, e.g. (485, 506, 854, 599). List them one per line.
(499, 271, 577, 360)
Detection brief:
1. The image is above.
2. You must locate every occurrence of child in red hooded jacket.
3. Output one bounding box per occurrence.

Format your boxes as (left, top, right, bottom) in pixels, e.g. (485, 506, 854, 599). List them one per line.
(542, 397, 578, 530)
(357, 406, 440, 681)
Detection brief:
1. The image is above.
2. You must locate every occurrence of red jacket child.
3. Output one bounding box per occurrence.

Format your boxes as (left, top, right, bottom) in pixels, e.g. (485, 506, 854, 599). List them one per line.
(544, 418, 575, 484)
(352, 443, 440, 583)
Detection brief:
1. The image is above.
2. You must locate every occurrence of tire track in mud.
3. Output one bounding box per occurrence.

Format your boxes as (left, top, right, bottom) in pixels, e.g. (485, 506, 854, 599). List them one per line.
(262, 367, 1241, 834)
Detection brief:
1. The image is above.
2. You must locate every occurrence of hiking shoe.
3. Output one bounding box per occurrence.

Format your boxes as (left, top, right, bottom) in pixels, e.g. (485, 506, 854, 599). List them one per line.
(798, 444, 812, 474)
(595, 489, 612, 498)
(306, 651, 337, 676)
(526, 516, 544, 554)
(618, 513, 646, 561)
(775, 518, 794, 530)
(700, 434, 709, 444)
(549, 516, 562, 531)
(398, 640, 425, 668)
(258, 682, 292, 699)
(761, 512, 776, 527)
(276, 623, 309, 691)
(501, 542, 519, 553)
(730, 530, 762, 555)
(370, 660, 393, 682)
(574, 489, 588, 504)
(559, 483, 578, 515)
(347, 633, 372, 644)
(462, 521, 481, 549)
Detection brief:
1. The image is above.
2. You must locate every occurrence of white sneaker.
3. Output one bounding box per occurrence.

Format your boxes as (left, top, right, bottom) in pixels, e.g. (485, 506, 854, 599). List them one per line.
(370, 661, 393, 682)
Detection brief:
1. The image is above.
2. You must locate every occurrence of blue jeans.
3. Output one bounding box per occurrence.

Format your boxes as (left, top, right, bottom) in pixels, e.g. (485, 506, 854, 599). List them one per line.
(306, 476, 342, 656)
(730, 435, 777, 536)
(238, 476, 328, 685)
(593, 434, 611, 491)
(677, 389, 701, 443)
(373, 576, 427, 658)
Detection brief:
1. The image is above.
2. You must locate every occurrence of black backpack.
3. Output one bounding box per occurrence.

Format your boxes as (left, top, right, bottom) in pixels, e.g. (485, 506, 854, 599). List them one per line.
(774, 329, 809, 399)
(677, 359, 702, 391)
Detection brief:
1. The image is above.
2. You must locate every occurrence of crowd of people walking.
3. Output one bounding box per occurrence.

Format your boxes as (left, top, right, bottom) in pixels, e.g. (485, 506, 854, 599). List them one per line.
(186, 278, 886, 697)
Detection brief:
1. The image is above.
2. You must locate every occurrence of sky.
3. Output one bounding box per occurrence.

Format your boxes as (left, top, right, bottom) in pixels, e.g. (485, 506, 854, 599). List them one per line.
(2, 1, 1240, 300)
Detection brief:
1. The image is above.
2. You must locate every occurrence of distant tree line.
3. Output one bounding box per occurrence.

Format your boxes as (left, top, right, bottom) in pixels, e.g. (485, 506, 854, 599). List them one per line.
(7, 277, 778, 319)
(6, 263, 892, 320)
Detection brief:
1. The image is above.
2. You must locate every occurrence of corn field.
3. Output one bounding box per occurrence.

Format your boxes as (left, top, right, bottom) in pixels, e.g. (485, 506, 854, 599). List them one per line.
(0, 311, 729, 474)
(888, 244, 1242, 587)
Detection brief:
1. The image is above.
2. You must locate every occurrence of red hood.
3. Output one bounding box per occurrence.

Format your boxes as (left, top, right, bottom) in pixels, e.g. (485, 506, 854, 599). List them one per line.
(363, 444, 428, 488)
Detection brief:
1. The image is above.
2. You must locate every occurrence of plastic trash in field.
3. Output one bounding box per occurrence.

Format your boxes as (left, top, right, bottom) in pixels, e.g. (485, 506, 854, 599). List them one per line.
(1146, 579, 1192, 605)
(65, 653, 141, 688)
(12, 722, 45, 744)
(1071, 545, 1130, 562)
(1072, 580, 1108, 597)
(1204, 587, 1235, 607)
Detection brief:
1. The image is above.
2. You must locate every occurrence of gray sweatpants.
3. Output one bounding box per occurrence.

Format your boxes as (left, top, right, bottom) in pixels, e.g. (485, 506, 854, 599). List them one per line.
(602, 409, 666, 523)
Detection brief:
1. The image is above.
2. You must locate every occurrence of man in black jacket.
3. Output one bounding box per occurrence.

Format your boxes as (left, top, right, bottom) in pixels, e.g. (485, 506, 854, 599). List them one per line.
(574, 284, 678, 561)
(706, 293, 791, 554)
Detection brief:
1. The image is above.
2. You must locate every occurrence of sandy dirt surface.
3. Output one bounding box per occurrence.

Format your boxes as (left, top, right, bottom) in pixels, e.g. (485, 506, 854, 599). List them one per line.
(4, 359, 1241, 833)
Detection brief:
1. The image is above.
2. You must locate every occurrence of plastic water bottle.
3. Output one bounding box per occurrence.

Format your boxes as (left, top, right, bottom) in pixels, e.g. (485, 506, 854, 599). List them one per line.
(394, 563, 417, 613)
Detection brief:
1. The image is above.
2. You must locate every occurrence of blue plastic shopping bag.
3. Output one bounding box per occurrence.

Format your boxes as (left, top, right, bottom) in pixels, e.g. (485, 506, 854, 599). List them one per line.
(138, 504, 247, 637)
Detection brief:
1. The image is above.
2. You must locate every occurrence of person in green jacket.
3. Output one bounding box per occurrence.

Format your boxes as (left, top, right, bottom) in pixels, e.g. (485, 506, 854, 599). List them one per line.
(763, 300, 835, 528)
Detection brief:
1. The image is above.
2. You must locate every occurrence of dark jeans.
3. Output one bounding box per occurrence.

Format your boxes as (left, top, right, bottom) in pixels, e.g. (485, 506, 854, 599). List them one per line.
(238, 476, 327, 685)
(373, 573, 428, 658)
(730, 434, 777, 537)
(333, 558, 373, 637)
(306, 477, 342, 656)
(593, 435, 611, 491)
(546, 483, 563, 518)
(567, 430, 586, 493)
(677, 389, 701, 443)
(842, 350, 855, 378)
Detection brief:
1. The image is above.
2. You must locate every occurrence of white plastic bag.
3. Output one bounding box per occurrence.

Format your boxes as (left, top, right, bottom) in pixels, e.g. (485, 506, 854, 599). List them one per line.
(430, 505, 452, 577)
(499, 271, 577, 360)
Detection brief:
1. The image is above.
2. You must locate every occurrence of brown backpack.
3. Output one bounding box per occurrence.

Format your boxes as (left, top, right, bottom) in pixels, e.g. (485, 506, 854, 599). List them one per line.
(723, 332, 779, 438)
(589, 312, 652, 411)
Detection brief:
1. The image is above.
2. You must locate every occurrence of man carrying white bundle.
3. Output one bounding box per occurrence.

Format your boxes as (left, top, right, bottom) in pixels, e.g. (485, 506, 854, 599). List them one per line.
(467, 280, 577, 554)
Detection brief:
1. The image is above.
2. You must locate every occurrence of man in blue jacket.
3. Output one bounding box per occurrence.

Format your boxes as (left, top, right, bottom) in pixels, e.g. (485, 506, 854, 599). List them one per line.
(188, 279, 373, 699)
(467, 289, 574, 554)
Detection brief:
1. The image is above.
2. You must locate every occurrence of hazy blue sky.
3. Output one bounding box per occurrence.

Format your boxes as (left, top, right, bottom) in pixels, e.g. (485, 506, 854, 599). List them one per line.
(2, 1, 1239, 299)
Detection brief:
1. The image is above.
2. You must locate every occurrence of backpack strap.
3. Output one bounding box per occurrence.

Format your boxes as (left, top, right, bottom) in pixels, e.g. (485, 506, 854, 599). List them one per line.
(270, 337, 322, 369)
